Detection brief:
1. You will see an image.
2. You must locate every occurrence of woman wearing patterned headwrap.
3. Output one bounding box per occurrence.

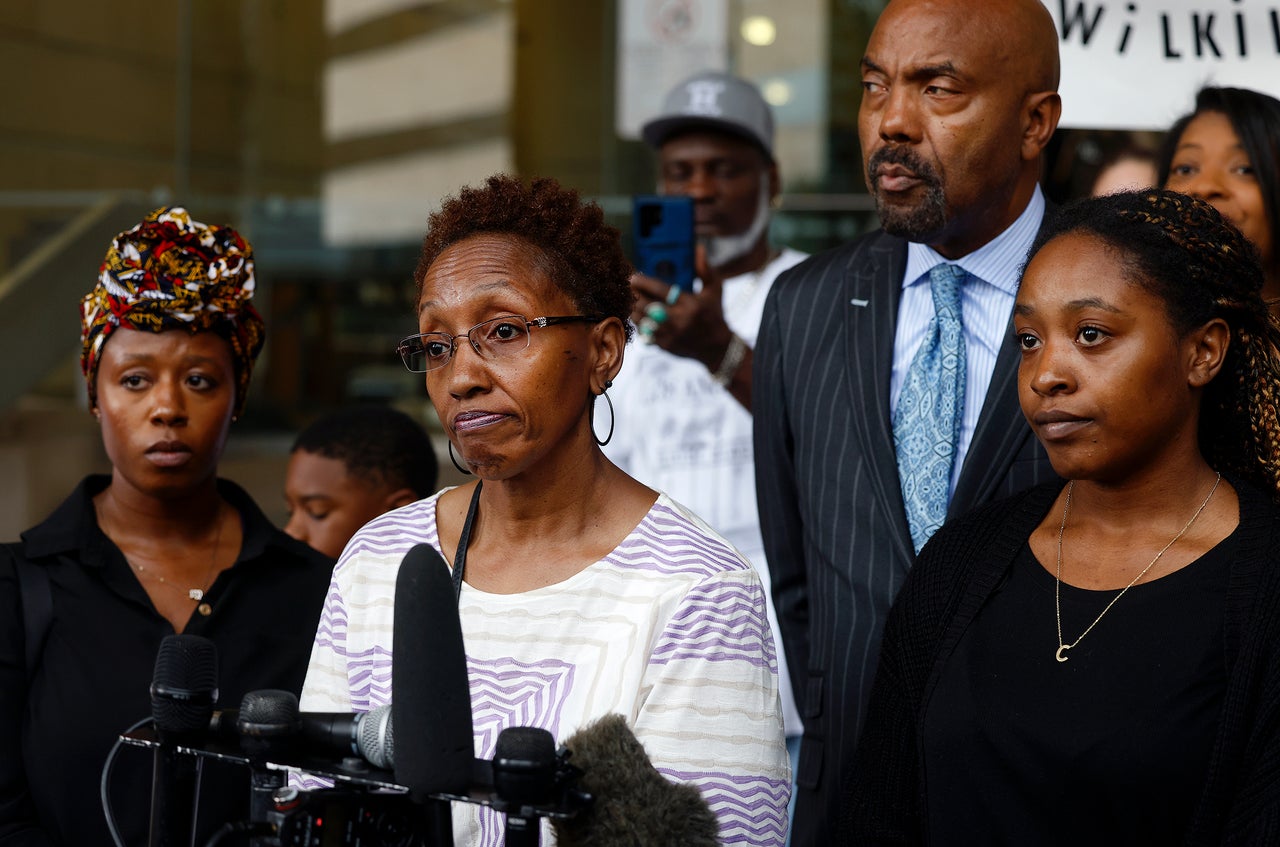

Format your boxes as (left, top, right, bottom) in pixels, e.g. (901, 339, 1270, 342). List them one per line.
(0, 208, 335, 847)
(843, 190, 1280, 844)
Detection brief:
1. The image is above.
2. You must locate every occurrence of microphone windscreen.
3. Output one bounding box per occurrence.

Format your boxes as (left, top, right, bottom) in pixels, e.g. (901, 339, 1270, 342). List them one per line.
(552, 714, 719, 847)
(392, 543, 474, 798)
(150, 634, 219, 734)
(237, 689, 301, 738)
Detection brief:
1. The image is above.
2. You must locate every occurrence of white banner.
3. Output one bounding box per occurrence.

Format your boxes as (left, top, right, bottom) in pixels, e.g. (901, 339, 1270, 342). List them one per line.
(616, 0, 729, 139)
(1049, 0, 1280, 129)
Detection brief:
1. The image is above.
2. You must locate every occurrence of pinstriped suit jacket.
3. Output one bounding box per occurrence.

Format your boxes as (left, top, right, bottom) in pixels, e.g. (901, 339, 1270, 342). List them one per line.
(753, 226, 1059, 845)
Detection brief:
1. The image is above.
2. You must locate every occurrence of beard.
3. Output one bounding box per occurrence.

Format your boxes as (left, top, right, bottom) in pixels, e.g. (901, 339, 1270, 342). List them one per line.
(703, 178, 773, 269)
(866, 146, 948, 242)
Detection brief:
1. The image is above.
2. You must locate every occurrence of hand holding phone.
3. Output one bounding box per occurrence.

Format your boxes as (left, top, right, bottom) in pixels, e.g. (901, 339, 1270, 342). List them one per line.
(632, 195, 695, 292)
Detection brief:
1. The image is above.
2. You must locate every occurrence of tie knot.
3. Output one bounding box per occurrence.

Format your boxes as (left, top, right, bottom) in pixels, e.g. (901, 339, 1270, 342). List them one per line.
(928, 263, 965, 315)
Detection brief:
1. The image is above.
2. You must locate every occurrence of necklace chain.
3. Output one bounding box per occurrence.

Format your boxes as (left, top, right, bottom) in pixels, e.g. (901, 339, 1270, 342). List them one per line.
(1054, 472, 1221, 663)
(127, 505, 225, 603)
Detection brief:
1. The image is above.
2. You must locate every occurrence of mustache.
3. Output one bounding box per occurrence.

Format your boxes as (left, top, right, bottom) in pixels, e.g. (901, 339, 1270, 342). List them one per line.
(867, 146, 940, 186)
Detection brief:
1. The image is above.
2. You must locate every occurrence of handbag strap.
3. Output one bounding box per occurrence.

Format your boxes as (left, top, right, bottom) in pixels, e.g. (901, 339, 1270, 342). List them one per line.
(5, 544, 53, 683)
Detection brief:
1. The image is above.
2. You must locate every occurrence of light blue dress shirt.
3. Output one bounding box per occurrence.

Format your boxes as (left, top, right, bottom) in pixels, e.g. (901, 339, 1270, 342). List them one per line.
(889, 185, 1046, 499)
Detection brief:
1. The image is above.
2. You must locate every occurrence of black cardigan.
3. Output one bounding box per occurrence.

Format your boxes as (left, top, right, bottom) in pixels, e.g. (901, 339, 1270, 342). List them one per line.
(840, 478, 1280, 846)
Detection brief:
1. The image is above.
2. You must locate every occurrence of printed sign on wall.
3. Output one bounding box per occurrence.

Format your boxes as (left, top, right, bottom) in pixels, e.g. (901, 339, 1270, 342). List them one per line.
(1051, 0, 1280, 129)
(616, 0, 729, 138)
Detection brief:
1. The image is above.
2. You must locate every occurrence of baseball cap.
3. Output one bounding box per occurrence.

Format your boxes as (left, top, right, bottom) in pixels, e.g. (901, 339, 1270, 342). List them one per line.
(641, 70, 775, 160)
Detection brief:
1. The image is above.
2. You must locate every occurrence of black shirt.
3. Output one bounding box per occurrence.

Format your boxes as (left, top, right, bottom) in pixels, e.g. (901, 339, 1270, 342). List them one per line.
(0, 475, 335, 847)
(923, 531, 1235, 846)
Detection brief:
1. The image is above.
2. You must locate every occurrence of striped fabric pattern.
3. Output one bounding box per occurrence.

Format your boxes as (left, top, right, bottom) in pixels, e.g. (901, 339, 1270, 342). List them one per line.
(891, 186, 1046, 497)
(753, 221, 1059, 845)
(298, 490, 790, 845)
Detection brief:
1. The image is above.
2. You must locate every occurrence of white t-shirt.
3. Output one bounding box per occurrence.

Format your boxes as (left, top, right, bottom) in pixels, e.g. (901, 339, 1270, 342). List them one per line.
(299, 490, 791, 845)
(605, 247, 808, 738)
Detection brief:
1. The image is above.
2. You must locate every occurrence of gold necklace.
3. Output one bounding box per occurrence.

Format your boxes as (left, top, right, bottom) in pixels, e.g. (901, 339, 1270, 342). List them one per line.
(127, 505, 225, 603)
(1054, 472, 1221, 663)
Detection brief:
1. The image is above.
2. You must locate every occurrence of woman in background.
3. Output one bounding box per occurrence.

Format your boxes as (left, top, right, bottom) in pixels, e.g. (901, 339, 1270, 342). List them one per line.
(1089, 146, 1157, 197)
(843, 190, 1280, 844)
(0, 207, 334, 846)
(1161, 86, 1280, 308)
(299, 174, 790, 845)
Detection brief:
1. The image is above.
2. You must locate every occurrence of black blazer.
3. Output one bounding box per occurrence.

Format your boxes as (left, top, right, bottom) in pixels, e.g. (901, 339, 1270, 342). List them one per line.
(753, 226, 1058, 845)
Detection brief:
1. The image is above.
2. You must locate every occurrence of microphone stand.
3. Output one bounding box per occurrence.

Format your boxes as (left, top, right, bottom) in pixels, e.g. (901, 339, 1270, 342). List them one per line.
(148, 731, 203, 847)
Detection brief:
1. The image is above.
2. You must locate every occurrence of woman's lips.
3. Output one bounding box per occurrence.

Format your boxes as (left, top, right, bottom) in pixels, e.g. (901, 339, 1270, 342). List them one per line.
(453, 412, 507, 432)
(1033, 412, 1092, 441)
(146, 442, 193, 467)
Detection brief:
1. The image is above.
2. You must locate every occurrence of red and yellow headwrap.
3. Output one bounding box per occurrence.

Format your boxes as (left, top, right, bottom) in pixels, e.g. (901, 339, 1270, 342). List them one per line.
(80, 207, 266, 417)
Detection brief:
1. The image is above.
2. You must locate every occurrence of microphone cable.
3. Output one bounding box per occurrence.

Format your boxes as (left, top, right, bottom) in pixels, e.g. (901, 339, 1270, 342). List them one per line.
(100, 715, 151, 847)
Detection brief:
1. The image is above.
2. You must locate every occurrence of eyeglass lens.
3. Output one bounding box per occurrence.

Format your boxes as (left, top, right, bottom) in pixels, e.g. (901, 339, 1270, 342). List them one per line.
(398, 315, 531, 372)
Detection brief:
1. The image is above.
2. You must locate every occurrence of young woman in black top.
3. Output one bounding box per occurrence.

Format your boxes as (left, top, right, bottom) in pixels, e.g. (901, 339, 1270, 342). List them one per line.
(0, 208, 334, 847)
(842, 190, 1280, 845)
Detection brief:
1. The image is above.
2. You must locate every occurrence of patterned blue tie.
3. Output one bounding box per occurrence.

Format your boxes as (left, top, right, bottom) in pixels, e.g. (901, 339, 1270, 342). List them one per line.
(894, 263, 967, 554)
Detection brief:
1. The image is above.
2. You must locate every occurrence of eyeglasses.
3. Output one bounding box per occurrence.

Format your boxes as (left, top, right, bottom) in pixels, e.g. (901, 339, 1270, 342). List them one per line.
(396, 314, 602, 373)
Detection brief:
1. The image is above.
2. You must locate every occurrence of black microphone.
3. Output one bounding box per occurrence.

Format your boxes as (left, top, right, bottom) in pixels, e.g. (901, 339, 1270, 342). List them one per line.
(392, 543, 474, 801)
(149, 633, 219, 847)
(209, 693, 396, 769)
(296, 705, 395, 769)
(234, 688, 297, 828)
(551, 714, 719, 847)
(492, 726, 558, 847)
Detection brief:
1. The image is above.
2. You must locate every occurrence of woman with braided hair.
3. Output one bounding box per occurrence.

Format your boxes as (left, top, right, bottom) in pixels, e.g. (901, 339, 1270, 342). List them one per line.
(0, 208, 334, 846)
(841, 190, 1280, 845)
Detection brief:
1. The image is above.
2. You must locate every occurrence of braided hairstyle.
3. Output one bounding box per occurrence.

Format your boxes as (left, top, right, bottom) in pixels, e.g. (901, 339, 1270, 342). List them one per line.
(414, 174, 635, 340)
(1027, 189, 1280, 498)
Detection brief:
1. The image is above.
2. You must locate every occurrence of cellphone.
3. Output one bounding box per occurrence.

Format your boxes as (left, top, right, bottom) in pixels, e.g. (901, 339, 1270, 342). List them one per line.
(632, 195, 696, 292)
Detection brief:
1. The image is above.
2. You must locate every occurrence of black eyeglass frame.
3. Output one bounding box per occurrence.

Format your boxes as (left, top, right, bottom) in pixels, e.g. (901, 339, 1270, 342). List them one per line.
(396, 314, 603, 373)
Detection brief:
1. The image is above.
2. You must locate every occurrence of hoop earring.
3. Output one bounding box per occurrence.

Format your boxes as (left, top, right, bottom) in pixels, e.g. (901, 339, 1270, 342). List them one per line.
(448, 441, 472, 476)
(592, 380, 615, 447)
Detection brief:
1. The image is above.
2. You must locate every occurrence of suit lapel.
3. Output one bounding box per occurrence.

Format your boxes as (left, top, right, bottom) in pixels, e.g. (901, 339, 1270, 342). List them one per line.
(949, 203, 1057, 514)
(949, 322, 1029, 514)
(843, 233, 915, 564)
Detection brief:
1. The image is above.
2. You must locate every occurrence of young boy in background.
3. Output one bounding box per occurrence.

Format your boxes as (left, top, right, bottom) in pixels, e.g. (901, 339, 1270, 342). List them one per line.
(284, 405, 439, 559)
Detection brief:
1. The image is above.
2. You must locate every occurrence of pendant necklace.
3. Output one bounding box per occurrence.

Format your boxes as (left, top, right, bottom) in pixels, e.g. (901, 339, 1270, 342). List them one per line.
(1053, 472, 1220, 663)
(128, 504, 225, 605)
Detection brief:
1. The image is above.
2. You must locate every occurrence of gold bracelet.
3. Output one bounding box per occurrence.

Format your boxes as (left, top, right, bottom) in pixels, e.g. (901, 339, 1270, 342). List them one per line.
(712, 333, 747, 387)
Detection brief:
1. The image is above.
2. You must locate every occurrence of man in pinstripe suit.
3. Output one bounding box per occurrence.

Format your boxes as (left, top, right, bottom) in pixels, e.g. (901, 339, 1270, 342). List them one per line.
(753, 0, 1063, 841)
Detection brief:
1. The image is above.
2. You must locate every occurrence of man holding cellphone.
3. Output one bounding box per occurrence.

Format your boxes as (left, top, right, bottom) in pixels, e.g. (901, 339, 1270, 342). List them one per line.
(605, 69, 807, 834)
(623, 70, 803, 412)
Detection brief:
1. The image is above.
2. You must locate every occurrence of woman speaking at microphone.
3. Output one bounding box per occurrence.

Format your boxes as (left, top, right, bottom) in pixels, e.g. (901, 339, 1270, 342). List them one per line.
(298, 174, 790, 845)
(0, 208, 334, 846)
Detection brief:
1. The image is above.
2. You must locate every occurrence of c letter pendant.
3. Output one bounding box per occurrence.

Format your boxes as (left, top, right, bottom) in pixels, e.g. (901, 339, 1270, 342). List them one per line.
(1055, 644, 1070, 663)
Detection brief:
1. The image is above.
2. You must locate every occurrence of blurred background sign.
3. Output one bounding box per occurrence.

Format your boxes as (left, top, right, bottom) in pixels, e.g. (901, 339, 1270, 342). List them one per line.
(615, 0, 729, 139)
(1051, 0, 1280, 129)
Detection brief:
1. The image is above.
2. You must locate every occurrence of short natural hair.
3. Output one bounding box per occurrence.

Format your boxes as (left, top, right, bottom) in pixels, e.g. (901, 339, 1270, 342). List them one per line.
(1027, 189, 1280, 498)
(291, 405, 438, 498)
(414, 174, 635, 341)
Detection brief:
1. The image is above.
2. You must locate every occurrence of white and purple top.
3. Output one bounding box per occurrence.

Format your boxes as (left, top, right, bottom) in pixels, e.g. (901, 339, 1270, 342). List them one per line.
(298, 489, 790, 846)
